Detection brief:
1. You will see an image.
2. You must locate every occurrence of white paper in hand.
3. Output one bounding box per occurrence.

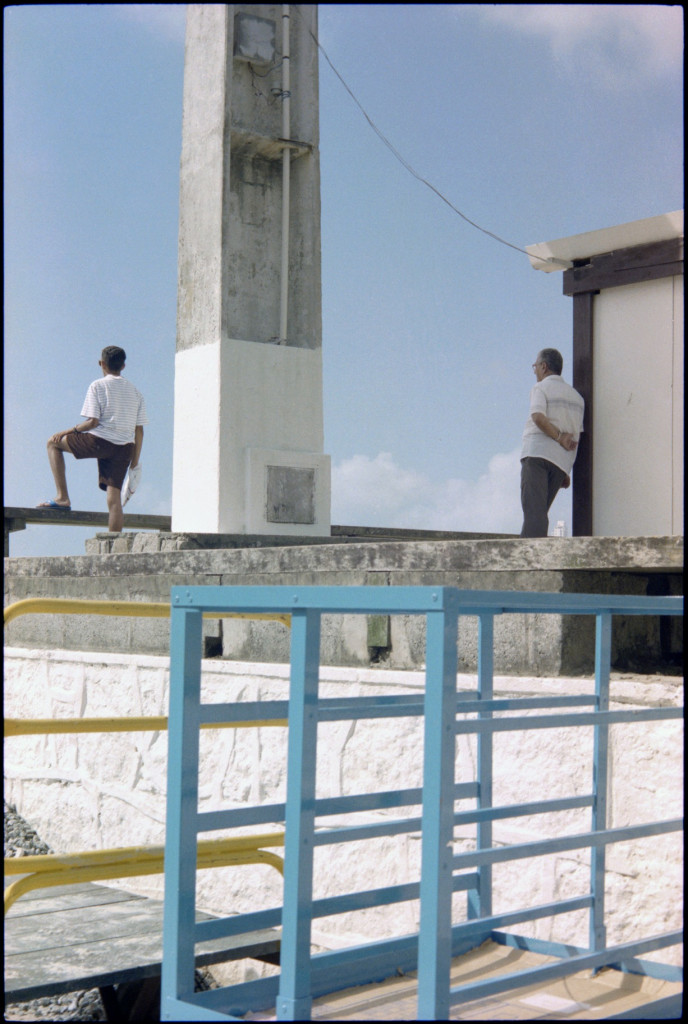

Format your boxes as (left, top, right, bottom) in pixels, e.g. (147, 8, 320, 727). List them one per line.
(122, 465, 142, 507)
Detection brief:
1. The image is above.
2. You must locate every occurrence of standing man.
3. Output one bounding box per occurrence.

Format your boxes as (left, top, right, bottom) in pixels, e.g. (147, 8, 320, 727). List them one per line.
(520, 348, 584, 538)
(38, 346, 147, 532)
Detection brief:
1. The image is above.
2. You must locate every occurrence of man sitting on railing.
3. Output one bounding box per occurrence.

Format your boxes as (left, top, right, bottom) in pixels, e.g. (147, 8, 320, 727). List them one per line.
(37, 346, 147, 532)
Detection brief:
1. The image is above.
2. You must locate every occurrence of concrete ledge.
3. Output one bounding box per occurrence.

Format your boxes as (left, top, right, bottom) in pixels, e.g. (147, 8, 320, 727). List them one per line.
(5, 513, 511, 557)
(81, 526, 518, 554)
(5, 535, 683, 575)
(3, 536, 682, 675)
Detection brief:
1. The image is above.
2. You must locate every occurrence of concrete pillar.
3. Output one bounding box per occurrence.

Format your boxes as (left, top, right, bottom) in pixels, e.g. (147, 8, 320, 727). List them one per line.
(172, 4, 330, 535)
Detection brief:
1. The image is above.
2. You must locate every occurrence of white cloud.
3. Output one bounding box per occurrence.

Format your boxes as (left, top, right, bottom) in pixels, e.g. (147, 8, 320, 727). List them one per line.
(463, 4, 683, 88)
(331, 450, 525, 534)
(114, 4, 187, 45)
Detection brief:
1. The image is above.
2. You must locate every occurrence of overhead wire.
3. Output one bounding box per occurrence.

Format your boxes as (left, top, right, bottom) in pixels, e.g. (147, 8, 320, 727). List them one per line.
(294, 6, 569, 267)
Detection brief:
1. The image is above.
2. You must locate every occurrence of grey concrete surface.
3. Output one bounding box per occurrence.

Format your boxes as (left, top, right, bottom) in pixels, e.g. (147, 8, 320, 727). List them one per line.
(3, 535, 682, 675)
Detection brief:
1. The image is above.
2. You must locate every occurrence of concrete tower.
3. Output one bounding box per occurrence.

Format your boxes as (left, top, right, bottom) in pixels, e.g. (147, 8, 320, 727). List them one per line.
(172, 4, 330, 535)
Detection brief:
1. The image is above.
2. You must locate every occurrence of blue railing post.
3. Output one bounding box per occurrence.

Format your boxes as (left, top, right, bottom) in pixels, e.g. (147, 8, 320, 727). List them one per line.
(417, 596, 459, 1021)
(276, 608, 321, 1022)
(467, 613, 494, 922)
(590, 612, 611, 955)
(161, 604, 203, 1018)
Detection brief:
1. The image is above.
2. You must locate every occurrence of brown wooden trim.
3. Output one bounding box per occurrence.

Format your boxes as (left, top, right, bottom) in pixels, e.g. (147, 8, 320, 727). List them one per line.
(572, 292, 594, 536)
(564, 238, 683, 295)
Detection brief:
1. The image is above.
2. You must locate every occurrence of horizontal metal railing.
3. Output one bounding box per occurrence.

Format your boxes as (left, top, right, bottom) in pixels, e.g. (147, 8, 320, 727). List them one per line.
(3, 597, 290, 916)
(4, 596, 290, 733)
(3, 596, 291, 629)
(4, 835, 285, 915)
(4, 716, 288, 736)
(160, 585, 683, 1022)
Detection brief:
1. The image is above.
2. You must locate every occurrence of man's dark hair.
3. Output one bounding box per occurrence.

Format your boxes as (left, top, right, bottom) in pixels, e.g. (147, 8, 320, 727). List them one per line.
(102, 346, 126, 372)
(538, 348, 563, 375)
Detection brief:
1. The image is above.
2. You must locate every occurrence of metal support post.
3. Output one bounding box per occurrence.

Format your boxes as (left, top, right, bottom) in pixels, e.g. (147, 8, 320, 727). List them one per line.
(417, 602, 459, 1021)
(590, 612, 611, 954)
(162, 605, 204, 1014)
(276, 609, 321, 1021)
(468, 614, 494, 922)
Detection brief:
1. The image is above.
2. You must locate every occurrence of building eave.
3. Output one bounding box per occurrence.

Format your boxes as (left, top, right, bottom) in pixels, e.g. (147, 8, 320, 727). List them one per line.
(526, 210, 684, 273)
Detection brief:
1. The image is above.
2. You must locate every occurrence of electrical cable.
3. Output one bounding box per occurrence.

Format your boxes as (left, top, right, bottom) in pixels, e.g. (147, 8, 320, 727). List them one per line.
(295, 6, 569, 267)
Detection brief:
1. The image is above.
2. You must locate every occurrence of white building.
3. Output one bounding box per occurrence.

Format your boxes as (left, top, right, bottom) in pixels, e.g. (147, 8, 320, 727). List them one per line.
(527, 211, 684, 537)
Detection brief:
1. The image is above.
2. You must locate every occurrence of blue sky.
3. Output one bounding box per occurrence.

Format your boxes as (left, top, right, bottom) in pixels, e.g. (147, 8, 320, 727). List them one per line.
(4, 4, 683, 556)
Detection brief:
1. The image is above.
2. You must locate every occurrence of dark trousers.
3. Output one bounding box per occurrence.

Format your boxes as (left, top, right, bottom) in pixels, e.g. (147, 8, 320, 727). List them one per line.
(520, 457, 567, 538)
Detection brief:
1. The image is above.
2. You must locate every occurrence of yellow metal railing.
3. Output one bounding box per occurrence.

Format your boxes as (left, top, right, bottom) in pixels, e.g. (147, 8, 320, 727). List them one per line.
(5, 716, 288, 736)
(4, 833, 285, 914)
(4, 597, 290, 913)
(4, 597, 290, 734)
(3, 597, 291, 629)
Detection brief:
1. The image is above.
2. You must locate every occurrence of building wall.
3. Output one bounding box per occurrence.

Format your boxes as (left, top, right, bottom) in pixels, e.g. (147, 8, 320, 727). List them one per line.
(592, 275, 684, 536)
(4, 648, 682, 971)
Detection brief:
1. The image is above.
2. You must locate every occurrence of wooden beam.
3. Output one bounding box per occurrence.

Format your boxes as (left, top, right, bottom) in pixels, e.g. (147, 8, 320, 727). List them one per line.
(3, 507, 172, 556)
(564, 238, 683, 296)
(4, 507, 171, 531)
(572, 293, 594, 537)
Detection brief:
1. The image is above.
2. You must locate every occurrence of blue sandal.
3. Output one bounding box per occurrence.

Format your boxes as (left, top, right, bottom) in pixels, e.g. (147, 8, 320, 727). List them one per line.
(36, 500, 72, 511)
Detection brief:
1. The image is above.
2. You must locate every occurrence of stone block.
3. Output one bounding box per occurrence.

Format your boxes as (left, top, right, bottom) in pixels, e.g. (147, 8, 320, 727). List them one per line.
(131, 533, 164, 553)
(110, 534, 135, 553)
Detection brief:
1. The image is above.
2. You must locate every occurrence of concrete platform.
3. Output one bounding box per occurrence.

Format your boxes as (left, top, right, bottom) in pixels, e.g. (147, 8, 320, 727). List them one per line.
(243, 940, 682, 1021)
(3, 534, 682, 675)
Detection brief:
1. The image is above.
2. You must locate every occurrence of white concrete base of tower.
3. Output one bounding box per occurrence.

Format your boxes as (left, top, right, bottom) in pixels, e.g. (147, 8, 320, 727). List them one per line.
(172, 337, 330, 535)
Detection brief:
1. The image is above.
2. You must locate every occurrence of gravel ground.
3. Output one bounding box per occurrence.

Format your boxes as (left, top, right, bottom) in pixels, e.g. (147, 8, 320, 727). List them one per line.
(4, 802, 217, 1022)
(4, 801, 107, 1021)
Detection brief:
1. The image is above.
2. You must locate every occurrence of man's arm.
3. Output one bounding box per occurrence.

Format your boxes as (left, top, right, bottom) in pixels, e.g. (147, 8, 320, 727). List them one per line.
(130, 425, 144, 468)
(531, 412, 577, 452)
(49, 418, 100, 445)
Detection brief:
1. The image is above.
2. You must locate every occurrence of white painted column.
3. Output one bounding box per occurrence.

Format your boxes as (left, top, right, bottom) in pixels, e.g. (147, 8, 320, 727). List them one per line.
(172, 4, 330, 535)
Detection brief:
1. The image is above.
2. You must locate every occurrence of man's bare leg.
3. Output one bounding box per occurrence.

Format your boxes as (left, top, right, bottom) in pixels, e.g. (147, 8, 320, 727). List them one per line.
(46, 437, 72, 507)
(106, 486, 124, 532)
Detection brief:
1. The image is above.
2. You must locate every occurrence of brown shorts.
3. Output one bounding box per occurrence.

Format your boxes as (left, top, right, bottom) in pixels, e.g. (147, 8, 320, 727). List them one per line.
(64, 432, 135, 492)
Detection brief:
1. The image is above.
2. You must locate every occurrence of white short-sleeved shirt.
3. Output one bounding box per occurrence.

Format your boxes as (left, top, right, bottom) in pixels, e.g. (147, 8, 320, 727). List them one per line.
(81, 375, 148, 445)
(521, 374, 584, 474)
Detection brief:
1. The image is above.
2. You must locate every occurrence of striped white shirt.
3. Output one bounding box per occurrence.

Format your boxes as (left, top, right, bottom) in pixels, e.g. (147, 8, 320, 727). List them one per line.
(81, 374, 148, 445)
(521, 375, 584, 474)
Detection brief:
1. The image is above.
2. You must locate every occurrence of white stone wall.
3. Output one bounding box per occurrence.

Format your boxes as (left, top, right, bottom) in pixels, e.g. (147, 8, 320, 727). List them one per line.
(4, 648, 682, 967)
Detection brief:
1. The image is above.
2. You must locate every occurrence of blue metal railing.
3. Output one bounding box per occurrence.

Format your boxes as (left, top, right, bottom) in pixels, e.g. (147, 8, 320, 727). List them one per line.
(161, 586, 683, 1022)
